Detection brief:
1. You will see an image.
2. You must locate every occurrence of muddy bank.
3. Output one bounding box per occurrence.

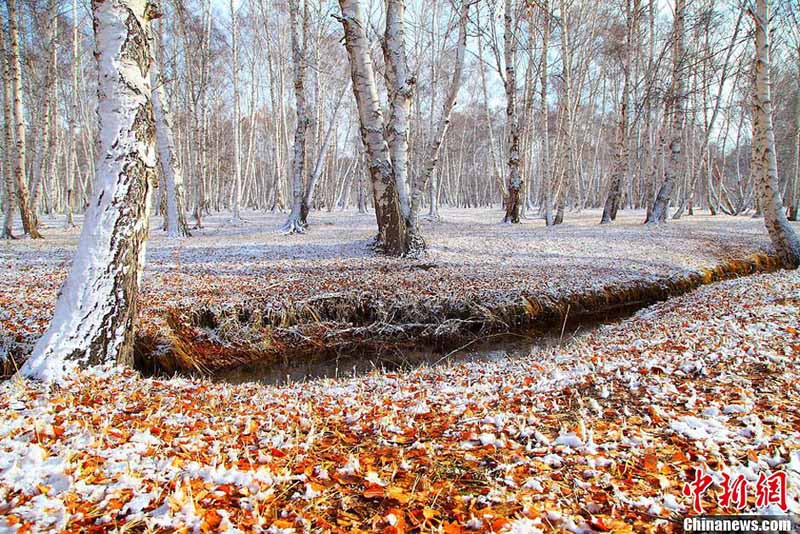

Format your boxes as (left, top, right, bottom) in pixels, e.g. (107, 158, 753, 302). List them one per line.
(139, 252, 782, 376)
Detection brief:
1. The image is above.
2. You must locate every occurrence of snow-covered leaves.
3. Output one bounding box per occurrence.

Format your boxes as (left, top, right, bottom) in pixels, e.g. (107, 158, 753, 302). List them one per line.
(1, 265, 799, 532)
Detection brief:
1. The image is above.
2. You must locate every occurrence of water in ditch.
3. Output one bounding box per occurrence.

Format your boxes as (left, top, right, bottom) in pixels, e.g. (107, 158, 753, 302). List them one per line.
(211, 315, 609, 386)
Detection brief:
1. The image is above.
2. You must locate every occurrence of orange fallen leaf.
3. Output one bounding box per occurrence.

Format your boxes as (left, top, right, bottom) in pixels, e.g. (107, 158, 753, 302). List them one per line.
(363, 485, 385, 499)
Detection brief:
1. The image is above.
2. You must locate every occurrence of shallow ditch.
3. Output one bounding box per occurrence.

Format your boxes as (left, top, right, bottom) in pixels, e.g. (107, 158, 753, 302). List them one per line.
(134, 252, 781, 380)
(209, 303, 633, 386)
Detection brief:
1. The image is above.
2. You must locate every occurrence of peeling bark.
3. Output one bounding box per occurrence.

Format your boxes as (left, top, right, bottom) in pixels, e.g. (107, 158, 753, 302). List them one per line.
(21, 0, 161, 381)
(503, 0, 523, 224)
(752, 0, 800, 268)
(337, 0, 408, 256)
(283, 0, 310, 235)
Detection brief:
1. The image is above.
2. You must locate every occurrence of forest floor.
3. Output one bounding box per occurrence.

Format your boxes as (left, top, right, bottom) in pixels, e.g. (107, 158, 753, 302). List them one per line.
(0, 208, 789, 374)
(1, 265, 799, 533)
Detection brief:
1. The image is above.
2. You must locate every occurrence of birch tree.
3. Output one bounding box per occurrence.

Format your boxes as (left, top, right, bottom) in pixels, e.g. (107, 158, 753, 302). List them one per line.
(0, 18, 15, 239)
(751, 0, 800, 268)
(411, 0, 470, 246)
(64, 0, 81, 229)
(22, 0, 161, 381)
(337, 0, 409, 256)
(503, 0, 523, 224)
(601, 0, 635, 224)
(152, 45, 191, 237)
(647, 0, 686, 223)
(282, 0, 310, 234)
(5, 0, 42, 238)
(229, 0, 244, 224)
(540, 0, 554, 226)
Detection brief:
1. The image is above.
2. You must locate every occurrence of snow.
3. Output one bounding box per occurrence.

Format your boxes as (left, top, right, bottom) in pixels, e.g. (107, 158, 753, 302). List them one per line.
(16, 0, 157, 383)
(1, 208, 781, 373)
(504, 517, 543, 534)
(1, 210, 799, 530)
(553, 432, 584, 448)
(670, 416, 731, 443)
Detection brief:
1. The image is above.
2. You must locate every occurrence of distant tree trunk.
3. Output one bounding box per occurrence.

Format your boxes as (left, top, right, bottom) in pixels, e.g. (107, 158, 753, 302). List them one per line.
(540, 0, 554, 226)
(553, 0, 574, 227)
(21, 0, 160, 381)
(302, 81, 349, 225)
(65, 0, 80, 229)
(283, 0, 309, 234)
(383, 0, 414, 226)
(5, 0, 42, 238)
(752, 0, 800, 268)
(196, 0, 211, 228)
(647, 0, 685, 224)
(790, 46, 800, 221)
(413, 0, 469, 237)
(337, 0, 408, 256)
(503, 0, 522, 224)
(152, 28, 190, 238)
(0, 21, 16, 239)
(384, 0, 423, 252)
(230, 0, 243, 223)
(602, 0, 634, 224)
(476, 7, 506, 207)
(30, 0, 59, 231)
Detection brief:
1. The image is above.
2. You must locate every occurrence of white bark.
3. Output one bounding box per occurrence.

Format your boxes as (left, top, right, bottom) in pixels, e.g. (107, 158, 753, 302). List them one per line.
(337, 0, 408, 256)
(648, 0, 686, 224)
(0, 22, 15, 239)
(540, 0, 554, 226)
(152, 54, 190, 238)
(503, 0, 522, 223)
(5, 0, 41, 238)
(410, 0, 469, 246)
(283, 0, 309, 234)
(22, 0, 161, 381)
(65, 0, 80, 229)
(383, 0, 415, 223)
(602, 0, 634, 224)
(230, 0, 243, 223)
(752, 0, 800, 268)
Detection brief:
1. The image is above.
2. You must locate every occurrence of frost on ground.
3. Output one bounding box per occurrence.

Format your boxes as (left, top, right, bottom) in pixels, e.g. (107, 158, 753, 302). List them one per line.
(1, 268, 798, 533)
(0, 209, 784, 368)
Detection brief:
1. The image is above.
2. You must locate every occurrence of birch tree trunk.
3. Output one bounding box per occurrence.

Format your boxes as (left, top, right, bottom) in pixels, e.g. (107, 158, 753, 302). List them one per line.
(647, 0, 685, 224)
(752, 0, 800, 268)
(196, 0, 211, 228)
(65, 0, 80, 229)
(337, 0, 408, 256)
(0, 21, 15, 239)
(5, 0, 42, 238)
(29, 0, 59, 231)
(22, 0, 160, 381)
(503, 0, 523, 224)
(540, 0, 554, 226)
(476, 7, 507, 206)
(383, 0, 415, 228)
(601, 0, 634, 224)
(382, 0, 424, 253)
(283, 0, 309, 234)
(152, 25, 190, 238)
(790, 45, 800, 221)
(302, 81, 349, 225)
(230, 0, 244, 223)
(411, 0, 469, 247)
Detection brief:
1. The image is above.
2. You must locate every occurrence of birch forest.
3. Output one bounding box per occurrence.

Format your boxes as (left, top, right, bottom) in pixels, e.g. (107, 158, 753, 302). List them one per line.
(2, 0, 800, 531)
(1, 0, 800, 246)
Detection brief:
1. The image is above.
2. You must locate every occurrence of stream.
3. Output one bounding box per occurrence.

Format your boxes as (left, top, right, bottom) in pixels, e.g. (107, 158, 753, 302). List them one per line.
(211, 307, 626, 386)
